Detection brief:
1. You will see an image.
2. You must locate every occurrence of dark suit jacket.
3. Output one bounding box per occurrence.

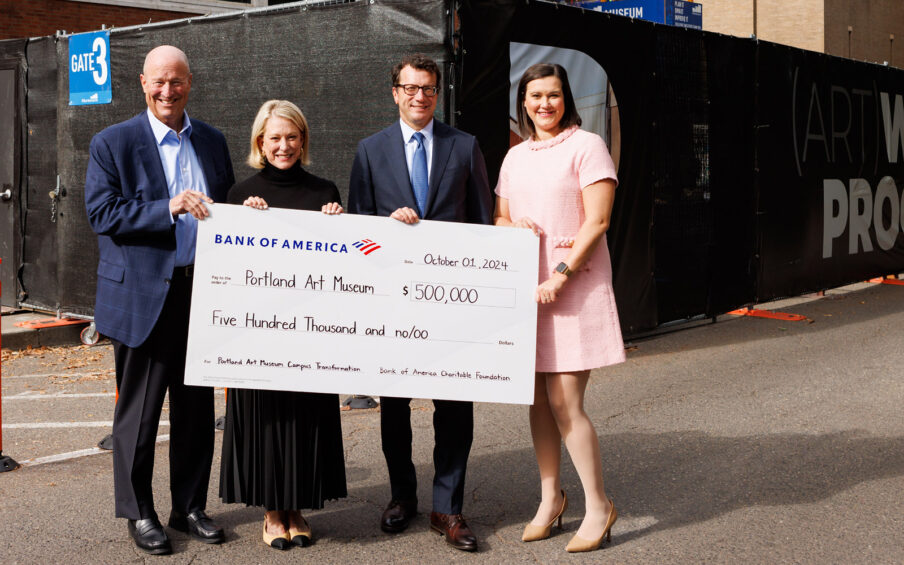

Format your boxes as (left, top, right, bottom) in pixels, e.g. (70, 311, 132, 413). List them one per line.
(84, 112, 234, 348)
(348, 120, 492, 224)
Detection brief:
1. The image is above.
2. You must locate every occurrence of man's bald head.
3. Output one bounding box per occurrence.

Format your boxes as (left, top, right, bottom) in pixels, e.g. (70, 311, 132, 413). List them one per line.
(143, 45, 190, 75)
(140, 45, 192, 131)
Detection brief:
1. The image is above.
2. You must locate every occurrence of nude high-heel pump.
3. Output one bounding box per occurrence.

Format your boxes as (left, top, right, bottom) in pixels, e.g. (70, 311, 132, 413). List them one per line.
(565, 499, 617, 553)
(522, 490, 568, 542)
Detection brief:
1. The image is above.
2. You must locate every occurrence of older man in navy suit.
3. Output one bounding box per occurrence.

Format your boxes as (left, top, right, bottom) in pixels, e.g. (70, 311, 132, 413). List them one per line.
(348, 53, 493, 552)
(85, 45, 234, 555)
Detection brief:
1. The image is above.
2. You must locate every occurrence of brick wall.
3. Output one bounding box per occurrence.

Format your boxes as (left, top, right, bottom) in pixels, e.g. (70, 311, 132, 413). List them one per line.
(703, 0, 824, 54)
(824, 0, 904, 67)
(0, 0, 198, 40)
(757, 0, 824, 53)
(702, 0, 755, 40)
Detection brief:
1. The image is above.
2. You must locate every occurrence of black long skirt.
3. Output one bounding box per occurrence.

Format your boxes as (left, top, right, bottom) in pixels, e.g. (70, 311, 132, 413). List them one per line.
(219, 389, 347, 511)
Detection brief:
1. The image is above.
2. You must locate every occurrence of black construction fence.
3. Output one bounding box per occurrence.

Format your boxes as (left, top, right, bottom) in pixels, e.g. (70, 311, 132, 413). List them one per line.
(0, 0, 902, 337)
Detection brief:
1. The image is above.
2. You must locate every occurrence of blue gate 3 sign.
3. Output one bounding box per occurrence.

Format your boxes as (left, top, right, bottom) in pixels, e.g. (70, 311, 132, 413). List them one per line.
(69, 31, 111, 105)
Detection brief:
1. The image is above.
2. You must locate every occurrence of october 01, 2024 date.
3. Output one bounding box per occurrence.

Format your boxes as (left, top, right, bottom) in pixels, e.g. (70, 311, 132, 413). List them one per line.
(422, 253, 509, 270)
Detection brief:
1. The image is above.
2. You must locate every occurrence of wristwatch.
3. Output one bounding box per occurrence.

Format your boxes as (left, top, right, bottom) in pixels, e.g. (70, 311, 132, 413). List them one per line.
(554, 262, 573, 277)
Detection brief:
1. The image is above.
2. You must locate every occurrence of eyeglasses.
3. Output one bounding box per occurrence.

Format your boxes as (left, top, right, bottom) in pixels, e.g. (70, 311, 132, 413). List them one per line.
(395, 84, 439, 97)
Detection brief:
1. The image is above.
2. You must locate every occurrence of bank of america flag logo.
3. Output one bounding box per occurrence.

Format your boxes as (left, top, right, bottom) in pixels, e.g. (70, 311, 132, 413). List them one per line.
(353, 238, 381, 255)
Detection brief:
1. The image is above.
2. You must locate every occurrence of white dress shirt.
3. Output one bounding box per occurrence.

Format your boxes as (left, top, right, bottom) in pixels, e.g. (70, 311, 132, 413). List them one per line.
(146, 109, 210, 267)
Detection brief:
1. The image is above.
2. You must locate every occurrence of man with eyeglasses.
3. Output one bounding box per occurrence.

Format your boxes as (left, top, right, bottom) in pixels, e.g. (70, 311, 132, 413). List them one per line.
(349, 53, 492, 552)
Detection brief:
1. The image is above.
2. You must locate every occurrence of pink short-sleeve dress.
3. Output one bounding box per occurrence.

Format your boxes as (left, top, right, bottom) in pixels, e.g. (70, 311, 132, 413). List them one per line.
(496, 126, 625, 373)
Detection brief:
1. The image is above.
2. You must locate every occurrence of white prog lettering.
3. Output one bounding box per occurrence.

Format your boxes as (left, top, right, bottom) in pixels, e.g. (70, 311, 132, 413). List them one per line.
(823, 177, 903, 258)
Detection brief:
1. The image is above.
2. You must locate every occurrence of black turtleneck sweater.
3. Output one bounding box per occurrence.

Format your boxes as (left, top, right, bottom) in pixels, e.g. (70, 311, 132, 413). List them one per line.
(226, 161, 341, 211)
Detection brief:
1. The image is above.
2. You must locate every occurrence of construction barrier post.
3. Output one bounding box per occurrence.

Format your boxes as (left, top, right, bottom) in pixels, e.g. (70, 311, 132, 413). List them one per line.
(1, 258, 21, 472)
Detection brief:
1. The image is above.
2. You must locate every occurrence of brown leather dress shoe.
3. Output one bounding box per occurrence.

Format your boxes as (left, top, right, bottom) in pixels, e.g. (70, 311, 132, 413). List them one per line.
(430, 512, 478, 552)
(381, 499, 417, 533)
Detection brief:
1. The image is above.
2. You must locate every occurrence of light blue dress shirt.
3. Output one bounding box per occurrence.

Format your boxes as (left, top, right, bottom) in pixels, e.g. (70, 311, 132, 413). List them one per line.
(146, 109, 210, 267)
(400, 118, 434, 183)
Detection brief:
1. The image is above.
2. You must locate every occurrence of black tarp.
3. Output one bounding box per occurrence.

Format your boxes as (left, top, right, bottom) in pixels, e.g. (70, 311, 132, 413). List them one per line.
(461, 0, 689, 333)
(459, 0, 904, 334)
(32, 0, 449, 317)
(22, 36, 59, 313)
(10, 0, 904, 335)
(755, 44, 904, 299)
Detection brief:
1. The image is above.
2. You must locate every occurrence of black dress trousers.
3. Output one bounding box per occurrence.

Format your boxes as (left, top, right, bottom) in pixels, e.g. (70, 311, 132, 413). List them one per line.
(111, 270, 214, 520)
(380, 396, 473, 515)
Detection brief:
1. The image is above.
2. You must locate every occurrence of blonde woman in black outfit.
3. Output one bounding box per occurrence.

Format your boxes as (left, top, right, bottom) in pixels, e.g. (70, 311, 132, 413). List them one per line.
(219, 100, 345, 550)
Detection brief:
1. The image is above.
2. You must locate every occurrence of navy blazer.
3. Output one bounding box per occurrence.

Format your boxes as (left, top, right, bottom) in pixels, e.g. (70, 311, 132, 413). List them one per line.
(85, 112, 234, 348)
(348, 120, 493, 224)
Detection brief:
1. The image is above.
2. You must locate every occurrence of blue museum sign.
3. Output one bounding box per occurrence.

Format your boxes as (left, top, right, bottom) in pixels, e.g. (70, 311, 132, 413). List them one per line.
(577, 0, 703, 30)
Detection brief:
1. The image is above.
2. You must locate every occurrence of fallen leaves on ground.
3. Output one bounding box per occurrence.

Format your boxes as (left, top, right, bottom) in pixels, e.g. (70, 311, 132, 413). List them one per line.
(3, 344, 115, 383)
(2, 343, 109, 363)
(1, 344, 45, 362)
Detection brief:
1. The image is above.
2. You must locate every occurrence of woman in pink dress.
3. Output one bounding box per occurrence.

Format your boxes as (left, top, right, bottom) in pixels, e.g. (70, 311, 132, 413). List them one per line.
(494, 63, 624, 553)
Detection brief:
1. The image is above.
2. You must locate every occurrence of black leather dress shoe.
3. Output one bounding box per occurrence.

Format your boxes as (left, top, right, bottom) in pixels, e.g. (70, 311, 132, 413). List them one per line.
(380, 499, 417, 533)
(168, 510, 225, 544)
(128, 518, 172, 555)
(430, 512, 478, 552)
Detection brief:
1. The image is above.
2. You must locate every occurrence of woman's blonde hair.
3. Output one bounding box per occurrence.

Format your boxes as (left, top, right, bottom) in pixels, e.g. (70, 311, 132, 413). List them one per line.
(246, 99, 311, 169)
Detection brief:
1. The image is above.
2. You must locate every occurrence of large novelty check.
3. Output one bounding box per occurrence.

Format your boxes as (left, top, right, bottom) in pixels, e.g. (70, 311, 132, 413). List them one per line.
(184, 204, 539, 404)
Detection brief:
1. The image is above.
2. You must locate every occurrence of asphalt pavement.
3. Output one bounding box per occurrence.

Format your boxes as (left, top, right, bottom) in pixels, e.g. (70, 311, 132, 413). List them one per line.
(1, 282, 902, 564)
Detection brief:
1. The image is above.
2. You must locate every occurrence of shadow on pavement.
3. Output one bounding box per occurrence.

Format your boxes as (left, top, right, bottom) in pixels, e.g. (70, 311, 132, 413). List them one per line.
(457, 430, 904, 546)
(214, 428, 904, 548)
(628, 283, 904, 358)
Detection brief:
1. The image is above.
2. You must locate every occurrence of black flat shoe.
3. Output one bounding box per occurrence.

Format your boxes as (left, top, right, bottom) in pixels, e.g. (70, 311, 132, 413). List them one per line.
(168, 510, 225, 544)
(128, 518, 172, 555)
